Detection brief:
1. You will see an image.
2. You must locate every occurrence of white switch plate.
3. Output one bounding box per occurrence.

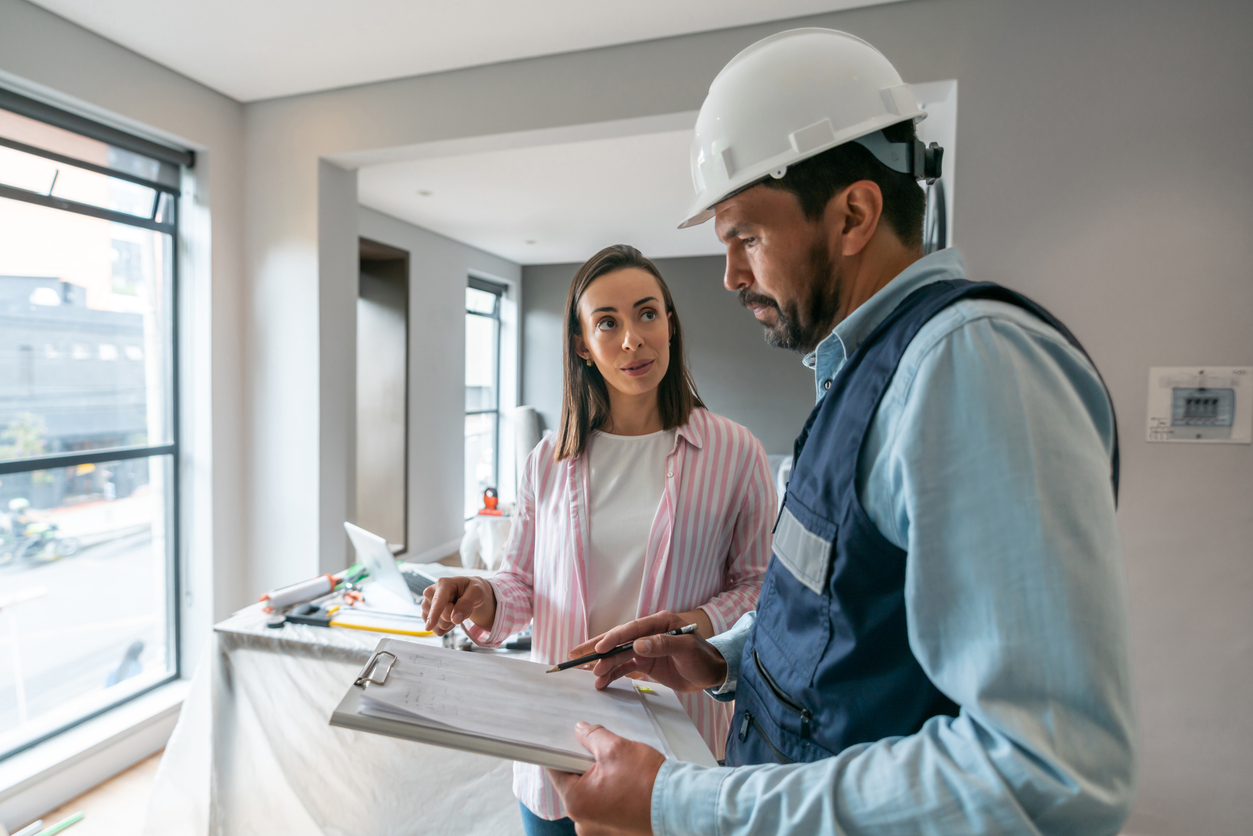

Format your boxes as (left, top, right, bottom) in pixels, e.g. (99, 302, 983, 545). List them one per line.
(1146, 366, 1252, 443)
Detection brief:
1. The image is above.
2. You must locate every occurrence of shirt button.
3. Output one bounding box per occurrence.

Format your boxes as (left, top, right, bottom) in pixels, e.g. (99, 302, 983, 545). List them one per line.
(823, 379, 832, 390)
(667, 471, 673, 478)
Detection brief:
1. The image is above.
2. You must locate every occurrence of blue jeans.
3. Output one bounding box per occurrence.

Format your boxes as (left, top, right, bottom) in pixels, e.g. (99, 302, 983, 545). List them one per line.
(519, 802, 577, 836)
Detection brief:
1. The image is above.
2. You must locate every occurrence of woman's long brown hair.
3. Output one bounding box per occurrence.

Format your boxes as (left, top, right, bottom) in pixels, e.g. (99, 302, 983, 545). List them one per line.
(555, 245, 704, 461)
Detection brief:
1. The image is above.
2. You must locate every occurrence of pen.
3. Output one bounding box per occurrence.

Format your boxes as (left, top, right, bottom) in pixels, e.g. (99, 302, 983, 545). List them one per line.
(33, 811, 84, 836)
(547, 623, 698, 673)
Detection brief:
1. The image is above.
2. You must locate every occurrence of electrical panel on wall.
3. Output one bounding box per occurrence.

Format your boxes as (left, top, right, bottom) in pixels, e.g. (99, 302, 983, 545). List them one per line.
(1146, 367, 1252, 444)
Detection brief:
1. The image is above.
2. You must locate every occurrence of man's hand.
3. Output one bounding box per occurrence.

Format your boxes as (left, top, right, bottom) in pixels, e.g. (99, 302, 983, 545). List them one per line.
(549, 722, 664, 836)
(567, 611, 728, 693)
(421, 576, 496, 636)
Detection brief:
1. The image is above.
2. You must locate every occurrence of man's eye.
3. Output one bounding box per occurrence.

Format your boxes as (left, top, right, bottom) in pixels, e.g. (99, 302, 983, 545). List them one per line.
(742, 236, 757, 246)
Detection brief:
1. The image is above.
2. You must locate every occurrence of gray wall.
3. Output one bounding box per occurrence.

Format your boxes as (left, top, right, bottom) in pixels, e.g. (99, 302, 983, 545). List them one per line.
(522, 256, 814, 454)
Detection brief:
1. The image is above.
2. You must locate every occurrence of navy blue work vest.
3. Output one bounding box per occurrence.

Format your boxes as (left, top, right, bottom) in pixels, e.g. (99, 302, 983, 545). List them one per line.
(726, 279, 1119, 766)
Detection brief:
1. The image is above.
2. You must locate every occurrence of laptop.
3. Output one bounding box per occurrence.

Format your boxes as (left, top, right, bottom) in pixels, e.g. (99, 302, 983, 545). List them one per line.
(343, 522, 493, 615)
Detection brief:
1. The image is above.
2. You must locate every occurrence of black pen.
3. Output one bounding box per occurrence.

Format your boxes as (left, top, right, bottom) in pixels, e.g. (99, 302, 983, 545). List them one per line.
(546, 623, 698, 673)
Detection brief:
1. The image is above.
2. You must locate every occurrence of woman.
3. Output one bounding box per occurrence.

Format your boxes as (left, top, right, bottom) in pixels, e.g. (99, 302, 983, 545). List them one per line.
(423, 245, 774, 835)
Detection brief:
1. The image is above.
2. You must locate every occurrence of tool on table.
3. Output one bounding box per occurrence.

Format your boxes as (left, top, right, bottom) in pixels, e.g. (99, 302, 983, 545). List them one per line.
(505, 626, 532, 652)
(284, 611, 433, 637)
(258, 564, 365, 613)
(33, 812, 83, 836)
(477, 487, 502, 516)
(547, 623, 698, 673)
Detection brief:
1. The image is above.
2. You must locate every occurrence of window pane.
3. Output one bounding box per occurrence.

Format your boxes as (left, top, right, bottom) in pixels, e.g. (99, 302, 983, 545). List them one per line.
(465, 313, 497, 412)
(465, 286, 497, 315)
(0, 142, 159, 220)
(0, 454, 175, 758)
(0, 197, 173, 461)
(464, 413, 496, 518)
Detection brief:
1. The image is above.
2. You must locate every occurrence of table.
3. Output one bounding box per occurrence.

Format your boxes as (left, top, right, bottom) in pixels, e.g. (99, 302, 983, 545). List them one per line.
(142, 603, 524, 836)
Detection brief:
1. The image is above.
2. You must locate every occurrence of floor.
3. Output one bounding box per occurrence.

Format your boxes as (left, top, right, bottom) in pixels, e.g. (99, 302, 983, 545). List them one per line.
(13, 750, 162, 836)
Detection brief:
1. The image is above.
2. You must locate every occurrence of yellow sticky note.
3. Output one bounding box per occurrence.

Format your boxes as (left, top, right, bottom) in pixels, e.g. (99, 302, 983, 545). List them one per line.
(636, 685, 654, 694)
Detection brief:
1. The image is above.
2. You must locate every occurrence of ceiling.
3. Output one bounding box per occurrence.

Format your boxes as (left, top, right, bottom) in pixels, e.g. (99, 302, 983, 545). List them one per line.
(357, 125, 725, 265)
(357, 81, 956, 268)
(28, 0, 901, 102)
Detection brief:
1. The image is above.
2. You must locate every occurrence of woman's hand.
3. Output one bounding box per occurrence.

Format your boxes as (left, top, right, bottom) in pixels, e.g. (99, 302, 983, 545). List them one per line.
(568, 611, 729, 694)
(422, 576, 498, 636)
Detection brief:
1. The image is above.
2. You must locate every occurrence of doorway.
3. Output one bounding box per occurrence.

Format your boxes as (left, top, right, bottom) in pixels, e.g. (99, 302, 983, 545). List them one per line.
(357, 238, 409, 552)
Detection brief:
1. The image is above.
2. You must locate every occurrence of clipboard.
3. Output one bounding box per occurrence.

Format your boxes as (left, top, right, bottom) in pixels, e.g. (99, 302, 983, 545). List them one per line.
(329, 640, 718, 773)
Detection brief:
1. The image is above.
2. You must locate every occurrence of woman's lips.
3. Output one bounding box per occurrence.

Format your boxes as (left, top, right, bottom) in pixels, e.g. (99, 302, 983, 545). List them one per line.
(620, 359, 655, 377)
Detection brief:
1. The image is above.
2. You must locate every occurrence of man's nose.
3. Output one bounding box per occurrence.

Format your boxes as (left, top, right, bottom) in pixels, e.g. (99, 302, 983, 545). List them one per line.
(724, 243, 752, 292)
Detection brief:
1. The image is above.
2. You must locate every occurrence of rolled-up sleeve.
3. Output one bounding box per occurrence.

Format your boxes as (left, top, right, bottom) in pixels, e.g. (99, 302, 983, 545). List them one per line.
(705, 611, 755, 702)
(463, 451, 538, 647)
(652, 313, 1137, 836)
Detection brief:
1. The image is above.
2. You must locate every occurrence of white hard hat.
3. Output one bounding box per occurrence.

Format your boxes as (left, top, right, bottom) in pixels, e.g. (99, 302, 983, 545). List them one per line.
(680, 28, 941, 229)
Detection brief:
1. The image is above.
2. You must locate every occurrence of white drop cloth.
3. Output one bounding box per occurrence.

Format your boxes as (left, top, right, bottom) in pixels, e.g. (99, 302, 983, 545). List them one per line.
(143, 604, 523, 836)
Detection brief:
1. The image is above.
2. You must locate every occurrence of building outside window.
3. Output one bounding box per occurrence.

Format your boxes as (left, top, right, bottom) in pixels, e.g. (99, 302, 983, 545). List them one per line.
(465, 277, 505, 518)
(0, 91, 187, 760)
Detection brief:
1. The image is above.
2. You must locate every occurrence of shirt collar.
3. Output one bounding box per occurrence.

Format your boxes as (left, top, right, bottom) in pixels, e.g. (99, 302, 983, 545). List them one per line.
(674, 408, 705, 451)
(803, 248, 968, 401)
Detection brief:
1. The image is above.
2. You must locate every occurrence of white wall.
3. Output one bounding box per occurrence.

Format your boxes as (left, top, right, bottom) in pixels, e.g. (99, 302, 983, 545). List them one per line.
(242, 2, 1252, 832)
(357, 208, 520, 562)
(0, 0, 247, 636)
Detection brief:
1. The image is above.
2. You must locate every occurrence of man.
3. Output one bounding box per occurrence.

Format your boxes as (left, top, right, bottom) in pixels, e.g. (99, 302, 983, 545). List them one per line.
(549, 28, 1137, 836)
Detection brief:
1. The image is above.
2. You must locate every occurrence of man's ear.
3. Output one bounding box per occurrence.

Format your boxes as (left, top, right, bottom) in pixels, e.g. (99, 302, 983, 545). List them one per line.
(833, 180, 883, 257)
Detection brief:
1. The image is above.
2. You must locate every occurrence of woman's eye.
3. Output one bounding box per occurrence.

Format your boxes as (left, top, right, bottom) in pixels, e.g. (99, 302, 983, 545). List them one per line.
(641, 310, 657, 321)
(596, 318, 615, 331)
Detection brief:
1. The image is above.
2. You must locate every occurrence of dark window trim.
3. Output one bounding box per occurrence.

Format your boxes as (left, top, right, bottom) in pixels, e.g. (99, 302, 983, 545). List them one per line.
(0, 88, 193, 168)
(0, 444, 177, 476)
(465, 277, 507, 517)
(0, 183, 176, 233)
(0, 135, 180, 195)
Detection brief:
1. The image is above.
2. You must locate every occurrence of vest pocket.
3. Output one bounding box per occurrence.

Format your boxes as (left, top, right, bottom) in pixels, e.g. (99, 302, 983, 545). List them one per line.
(738, 710, 795, 764)
(754, 649, 813, 738)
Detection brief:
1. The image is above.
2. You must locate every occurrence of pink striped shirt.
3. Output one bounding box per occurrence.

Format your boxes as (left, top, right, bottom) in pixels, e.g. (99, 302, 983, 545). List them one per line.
(464, 407, 774, 819)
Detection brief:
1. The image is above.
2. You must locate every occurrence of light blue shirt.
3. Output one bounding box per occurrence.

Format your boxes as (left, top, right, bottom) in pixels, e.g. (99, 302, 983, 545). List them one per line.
(651, 249, 1137, 835)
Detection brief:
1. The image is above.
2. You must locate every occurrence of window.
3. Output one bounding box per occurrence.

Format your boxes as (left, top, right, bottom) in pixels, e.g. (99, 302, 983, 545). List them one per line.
(465, 277, 505, 518)
(0, 89, 189, 760)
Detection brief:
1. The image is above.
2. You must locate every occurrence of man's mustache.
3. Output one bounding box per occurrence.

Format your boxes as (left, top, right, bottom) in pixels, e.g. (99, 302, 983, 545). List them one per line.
(738, 289, 779, 311)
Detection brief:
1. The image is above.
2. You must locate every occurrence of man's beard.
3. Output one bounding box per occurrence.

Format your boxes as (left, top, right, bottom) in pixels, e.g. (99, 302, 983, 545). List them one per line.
(738, 240, 839, 354)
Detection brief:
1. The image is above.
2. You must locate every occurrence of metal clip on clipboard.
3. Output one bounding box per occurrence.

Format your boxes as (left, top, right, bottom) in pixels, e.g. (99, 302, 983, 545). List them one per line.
(354, 649, 396, 687)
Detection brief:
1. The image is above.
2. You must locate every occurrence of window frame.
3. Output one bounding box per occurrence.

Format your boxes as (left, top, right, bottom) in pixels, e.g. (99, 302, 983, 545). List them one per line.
(465, 276, 506, 519)
(0, 90, 187, 762)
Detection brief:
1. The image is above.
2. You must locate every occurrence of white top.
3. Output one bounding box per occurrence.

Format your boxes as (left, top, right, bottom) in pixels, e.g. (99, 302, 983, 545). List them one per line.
(584, 427, 675, 639)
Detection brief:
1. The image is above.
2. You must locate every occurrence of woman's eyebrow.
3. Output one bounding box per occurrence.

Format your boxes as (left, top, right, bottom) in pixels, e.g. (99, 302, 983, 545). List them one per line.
(633, 296, 658, 308)
(591, 305, 617, 313)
